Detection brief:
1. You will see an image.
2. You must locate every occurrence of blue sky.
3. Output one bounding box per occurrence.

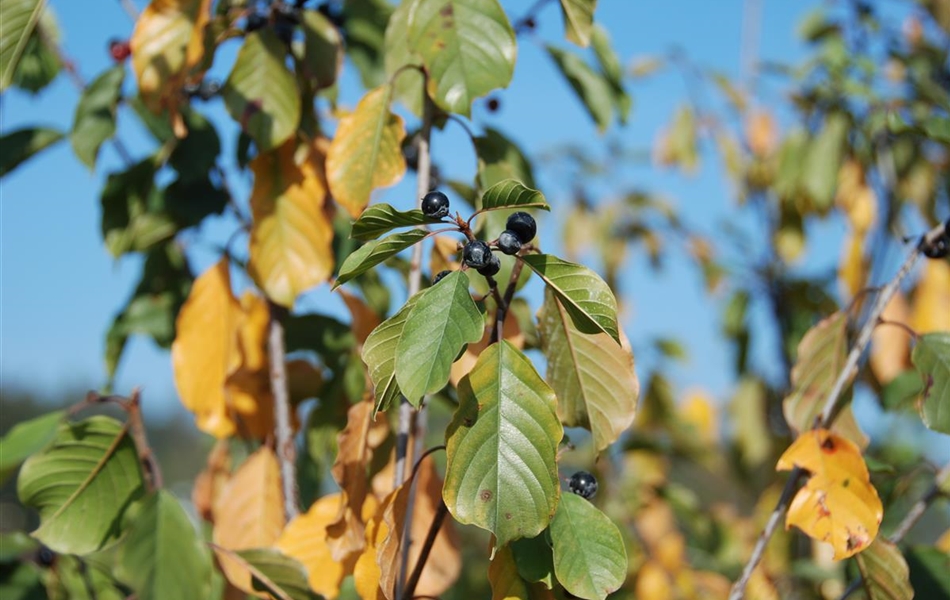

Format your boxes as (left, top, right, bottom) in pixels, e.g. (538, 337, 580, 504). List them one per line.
(6, 0, 942, 459)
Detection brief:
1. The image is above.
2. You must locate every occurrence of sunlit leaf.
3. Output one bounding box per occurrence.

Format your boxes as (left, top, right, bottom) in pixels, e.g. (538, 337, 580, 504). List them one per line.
(17, 416, 146, 555)
(777, 428, 882, 559)
(910, 259, 950, 334)
(335, 229, 428, 288)
(520, 254, 620, 343)
(476, 127, 536, 189)
(558, 0, 597, 47)
(870, 294, 912, 385)
(546, 45, 613, 132)
(115, 490, 213, 600)
(326, 85, 406, 218)
(443, 341, 563, 549)
(300, 9, 342, 89)
(0, 0, 43, 90)
(407, 0, 516, 116)
(383, 0, 424, 115)
(0, 410, 64, 484)
(100, 156, 177, 257)
(912, 332, 950, 434)
(222, 29, 301, 152)
(0, 127, 64, 178)
(215, 547, 315, 600)
(362, 296, 419, 414)
(550, 493, 627, 600)
(782, 311, 868, 448)
(248, 140, 334, 307)
(538, 289, 638, 453)
(855, 539, 913, 600)
(71, 65, 124, 170)
(351, 203, 442, 241)
(480, 180, 551, 212)
(224, 291, 277, 440)
(395, 270, 483, 403)
(275, 493, 349, 599)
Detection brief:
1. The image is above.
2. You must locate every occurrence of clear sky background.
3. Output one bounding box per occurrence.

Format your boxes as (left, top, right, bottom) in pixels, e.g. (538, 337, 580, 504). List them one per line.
(3, 0, 944, 458)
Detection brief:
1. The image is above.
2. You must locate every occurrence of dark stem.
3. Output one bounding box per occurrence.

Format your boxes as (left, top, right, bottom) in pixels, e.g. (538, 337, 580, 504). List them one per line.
(125, 389, 164, 491)
(267, 301, 299, 521)
(490, 258, 524, 344)
(401, 500, 450, 600)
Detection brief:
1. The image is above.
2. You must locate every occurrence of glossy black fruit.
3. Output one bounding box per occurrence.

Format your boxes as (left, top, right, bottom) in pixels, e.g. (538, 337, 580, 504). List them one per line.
(922, 234, 949, 259)
(463, 240, 492, 269)
(246, 12, 267, 32)
(433, 270, 452, 284)
(568, 471, 598, 500)
(497, 230, 522, 255)
(421, 191, 450, 219)
(506, 211, 536, 244)
(477, 255, 501, 277)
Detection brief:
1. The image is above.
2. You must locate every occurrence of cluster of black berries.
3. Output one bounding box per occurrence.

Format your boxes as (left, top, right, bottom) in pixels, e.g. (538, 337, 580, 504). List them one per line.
(421, 190, 537, 281)
(919, 218, 950, 259)
(183, 79, 221, 101)
(568, 471, 598, 500)
(245, 1, 306, 44)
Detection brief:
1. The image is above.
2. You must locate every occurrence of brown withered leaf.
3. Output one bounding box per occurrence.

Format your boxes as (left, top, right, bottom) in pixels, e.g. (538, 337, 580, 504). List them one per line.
(338, 287, 382, 346)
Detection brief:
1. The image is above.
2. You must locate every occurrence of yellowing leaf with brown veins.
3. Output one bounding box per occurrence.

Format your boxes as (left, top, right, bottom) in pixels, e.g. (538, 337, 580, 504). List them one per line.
(838, 233, 866, 300)
(326, 399, 389, 561)
(248, 140, 335, 307)
(213, 447, 286, 593)
(172, 259, 243, 438)
(326, 85, 406, 217)
(275, 492, 359, 599)
(131, 0, 210, 127)
(910, 258, 950, 333)
(870, 293, 911, 385)
(778, 429, 882, 559)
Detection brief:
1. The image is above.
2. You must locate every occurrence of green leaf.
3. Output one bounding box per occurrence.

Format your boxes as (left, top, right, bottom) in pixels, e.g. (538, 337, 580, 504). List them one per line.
(0, 410, 65, 484)
(383, 0, 425, 115)
(0, 127, 64, 178)
(222, 29, 301, 152)
(17, 416, 146, 555)
(907, 546, 950, 599)
(854, 539, 913, 600)
(443, 341, 563, 548)
(168, 108, 222, 184)
(0, 0, 42, 90)
(8, 8, 61, 94)
(47, 554, 126, 599)
(334, 229, 428, 288)
(361, 295, 419, 414)
(590, 24, 631, 124)
(71, 65, 124, 170)
(351, 203, 442, 241)
(480, 179, 551, 212)
(802, 112, 849, 213)
(538, 289, 638, 454)
(236, 548, 316, 600)
(100, 156, 178, 257)
(476, 127, 536, 189)
(114, 491, 213, 600)
(520, 254, 620, 343)
(0, 530, 39, 562)
(395, 271, 484, 403)
(546, 45, 614, 132)
(342, 0, 394, 88)
(549, 493, 626, 600)
(407, 0, 516, 117)
(300, 10, 342, 90)
(912, 332, 950, 434)
(0, 560, 45, 600)
(558, 0, 597, 47)
(511, 534, 556, 589)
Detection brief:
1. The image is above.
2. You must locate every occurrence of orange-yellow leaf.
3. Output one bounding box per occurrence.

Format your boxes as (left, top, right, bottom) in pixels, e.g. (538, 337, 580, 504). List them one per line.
(225, 291, 276, 439)
(489, 543, 532, 600)
(746, 111, 777, 157)
(338, 287, 381, 345)
(326, 399, 389, 561)
(326, 85, 407, 218)
(213, 447, 286, 593)
(838, 233, 866, 300)
(910, 258, 950, 333)
(836, 161, 877, 235)
(172, 259, 243, 438)
(680, 390, 718, 445)
(777, 429, 882, 559)
(275, 492, 356, 599)
(130, 0, 210, 122)
(192, 440, 231, 522)
(870, 293, 911, 384)
(248, 140, 335, 307)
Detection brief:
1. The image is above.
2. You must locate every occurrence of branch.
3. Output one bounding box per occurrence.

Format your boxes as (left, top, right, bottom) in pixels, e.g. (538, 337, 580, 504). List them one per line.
(267, 301, 299, 521)
(728, 220, 948, 600)
(490, 257, 524, 344)
(82, 389, 163, 491)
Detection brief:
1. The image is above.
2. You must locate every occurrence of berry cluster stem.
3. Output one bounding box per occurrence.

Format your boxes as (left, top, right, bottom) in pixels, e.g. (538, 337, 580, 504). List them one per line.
(490, 255, 525, 344)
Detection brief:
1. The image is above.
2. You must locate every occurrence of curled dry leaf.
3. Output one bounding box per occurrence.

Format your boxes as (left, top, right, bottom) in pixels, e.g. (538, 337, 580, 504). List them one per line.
(192, 439, 231, 523)
(338, 287, 382, 346)
(777, 428, 882, 559)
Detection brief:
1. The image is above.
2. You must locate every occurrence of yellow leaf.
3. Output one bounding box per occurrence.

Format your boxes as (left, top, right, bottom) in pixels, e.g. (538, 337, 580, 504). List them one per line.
(680, 390, 718, 445)
(910, 258, 950, 333)
(936, 528, 950, 553)
(192, 439, 231, 523)
(635, 559, 673, 600)
(326, 85, 407, 218)
(836, 161, 877, 235)
(777, 429, 882, 559)
(249, 140, 335, 307)
(172, 259, 243, 438)
(430, 236, 461, 275)
(213, 447, 286, 593)
(837, 233, 866, 300)
(274, 493, 362, 599)
(225, 291, 276, 439)
(745, 111, 777, 157)
(130, 0, 210, 125)
(870, 293, 911, 384)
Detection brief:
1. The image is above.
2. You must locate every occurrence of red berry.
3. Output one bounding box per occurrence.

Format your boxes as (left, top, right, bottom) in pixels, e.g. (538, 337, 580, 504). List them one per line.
(109, 39, 131, 62)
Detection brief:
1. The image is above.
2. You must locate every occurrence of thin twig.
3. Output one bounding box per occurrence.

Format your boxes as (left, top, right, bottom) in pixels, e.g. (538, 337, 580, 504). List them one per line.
(728, 221, 948, 600)
(267, 301, 299, 521)
(124, 388, 164, 491)
(491, 258, 525, 344)
(402, 500, 450, 600)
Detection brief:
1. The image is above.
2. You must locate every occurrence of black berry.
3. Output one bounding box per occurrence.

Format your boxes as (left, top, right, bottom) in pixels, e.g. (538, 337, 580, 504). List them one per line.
(246, 12, 268, 32)
(497, 230, 522, 255)
(463, 240, 492, 269)
(922, 234, 949, 259)
(486, 97, 501, 113)
(477, 255, 501, 277)
(568, 471, 598, 500)
(421, 191, 450, 219)
(433, 270, 452, 285)
(506, 212, 536, 244)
